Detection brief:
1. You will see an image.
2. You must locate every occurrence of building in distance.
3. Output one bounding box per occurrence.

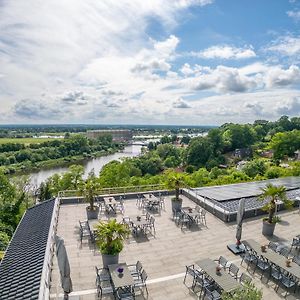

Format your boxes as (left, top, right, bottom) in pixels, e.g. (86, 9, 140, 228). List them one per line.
(86, 129, 133, 141)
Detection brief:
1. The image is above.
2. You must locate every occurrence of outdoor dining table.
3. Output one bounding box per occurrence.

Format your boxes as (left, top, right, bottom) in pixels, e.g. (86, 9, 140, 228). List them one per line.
(181, 207, 200, 223)
(130, 216, 149, 235)
(243, 239, 300, 280)
(104, 196, 117, 213)
(143, 194, 160, 211)
(196, 258, 241, 293)
(108, 263, 134, 295)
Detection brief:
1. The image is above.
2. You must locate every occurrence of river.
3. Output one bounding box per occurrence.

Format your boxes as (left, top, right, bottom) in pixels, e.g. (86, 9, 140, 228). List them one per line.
(29, 145, 142, 187)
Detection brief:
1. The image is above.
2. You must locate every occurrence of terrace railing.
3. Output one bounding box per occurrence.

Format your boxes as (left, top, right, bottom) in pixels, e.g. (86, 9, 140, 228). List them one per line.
(58, 184, 167, 199)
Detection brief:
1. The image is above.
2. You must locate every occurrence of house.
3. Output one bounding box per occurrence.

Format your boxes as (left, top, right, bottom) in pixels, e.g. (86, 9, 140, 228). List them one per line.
(234, 148, 252, 159)
(295, 150, 300, 160)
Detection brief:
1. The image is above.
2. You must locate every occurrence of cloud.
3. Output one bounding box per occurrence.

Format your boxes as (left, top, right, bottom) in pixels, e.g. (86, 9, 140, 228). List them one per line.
(267, 36, 300, 56)
(183, 65, 257, 93)
(172, 98, 191, 108)
(190, 45, 256, 60)
(265, 65, 300, 88)
(287, 10, 300, 21)
(13, 99, 63, 120)
(60, 91, 87, 104)
(275, 97, 300, 115)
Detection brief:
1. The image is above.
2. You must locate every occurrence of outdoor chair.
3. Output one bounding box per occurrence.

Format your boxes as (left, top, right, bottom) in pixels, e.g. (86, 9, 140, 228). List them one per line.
(183, 264, 203, 287)
(203, 284, 221, 300)
(199, 209, 207, 226)
(275, 272, 297, 296)
(192, 272, 211, 297)
(136, 194, 142, 208)
(159, 197, 165, 210)
(240, 248, 257, 270)
(279, 246, 291, 258)
(95, 266, 110, 283)
(254, 256, 270, 279)
(79, 220, 91, 243)
(116, 287, 135, 300)
(268, 241, 279, 252)
(128, 261, 143, 279)
(141, 211, 150, 221)
(291, 237, 300, 250)
(122, 217, 132, 229)
(267, 265, 282, 284)
(228, 263, 239, 279)
(214, 256, 230, 270)
(178, 212, 191, 228)
(116, 199, 125, 214)
(239, 272, 252, 286)
(292, 255, 300, 266)
(95, 266, 113, 299)
(133, 269, 148, 295)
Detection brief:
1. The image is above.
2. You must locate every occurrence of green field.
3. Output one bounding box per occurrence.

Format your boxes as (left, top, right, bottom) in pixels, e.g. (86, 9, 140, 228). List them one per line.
(0, 137, 62, 145)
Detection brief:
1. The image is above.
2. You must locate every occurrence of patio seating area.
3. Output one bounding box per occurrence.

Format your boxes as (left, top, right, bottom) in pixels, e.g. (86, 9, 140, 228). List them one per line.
(50, 194, 300, 299)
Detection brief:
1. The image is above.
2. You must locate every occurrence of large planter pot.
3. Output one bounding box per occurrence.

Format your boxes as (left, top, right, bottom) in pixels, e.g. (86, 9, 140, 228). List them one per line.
(86, 205, 99, 220)
(102, 253, 119, 268)
(171, 198, 183, 212)
(262, 220, 276, 236)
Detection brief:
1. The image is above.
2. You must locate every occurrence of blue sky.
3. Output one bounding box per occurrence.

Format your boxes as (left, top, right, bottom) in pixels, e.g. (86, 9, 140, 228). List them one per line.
(0, 0, 299, 125)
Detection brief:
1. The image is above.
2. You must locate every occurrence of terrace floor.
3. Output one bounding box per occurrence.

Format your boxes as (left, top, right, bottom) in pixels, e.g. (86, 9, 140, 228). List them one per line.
(50, 196, 300, 300)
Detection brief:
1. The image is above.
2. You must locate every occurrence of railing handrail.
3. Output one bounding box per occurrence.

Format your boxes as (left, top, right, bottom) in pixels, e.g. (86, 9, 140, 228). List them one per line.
(57, 183, 167, 198)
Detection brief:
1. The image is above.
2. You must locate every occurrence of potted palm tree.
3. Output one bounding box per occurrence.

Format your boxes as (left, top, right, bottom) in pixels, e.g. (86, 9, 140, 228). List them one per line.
(95, 219, 130, 268)
(81, 171, 100, 219)
(166, 172, 185, 212)
(258, 183, 293, 236)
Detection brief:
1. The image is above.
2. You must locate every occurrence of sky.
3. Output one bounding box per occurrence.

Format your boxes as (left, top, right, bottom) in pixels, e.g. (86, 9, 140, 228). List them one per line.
(0, 0, 300, 125)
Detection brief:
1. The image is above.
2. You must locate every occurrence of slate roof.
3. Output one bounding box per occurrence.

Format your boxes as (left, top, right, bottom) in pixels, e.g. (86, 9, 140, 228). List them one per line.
(0, 199, 56, 300)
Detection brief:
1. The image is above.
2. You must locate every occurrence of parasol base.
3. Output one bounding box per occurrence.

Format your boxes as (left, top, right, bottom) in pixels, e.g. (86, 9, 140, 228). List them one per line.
(227, 243, 245, 255)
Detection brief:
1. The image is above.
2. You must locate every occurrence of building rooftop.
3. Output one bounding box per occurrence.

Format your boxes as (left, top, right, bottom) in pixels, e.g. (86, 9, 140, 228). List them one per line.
(0, 199, 58, 300)
(50, 196, 300, 300)
(193, 177, 300, 202)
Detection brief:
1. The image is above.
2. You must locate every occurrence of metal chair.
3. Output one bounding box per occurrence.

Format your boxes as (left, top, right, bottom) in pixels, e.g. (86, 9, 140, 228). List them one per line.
(79, 220, 91, 243)
(241, 248, 258, 271)
(128, 261, 143, 279)
(276, 272, 297, 297)
(203, 284, 221, 300)
(291, 237, 300, 250)
(95, 266, 113, 299)
(267, 264, 282, 284)
(116, 287, 135, 300)
(279, 247, 290, 258)
(268, 241, 279, 252)
(254, 256, 270, 279)
(183, 264, 200, 287)
(292, 255, 300, 266)
(133, 269, 148, 295)
(178, 212, 191, 228)
(199, 209, 207, 226)
(116, 198, 125, 214)
(214, 256, 230, 270)
(228, 263, 239, 279)
(192, 272, 211, 297)
(239, 272, 252, 286)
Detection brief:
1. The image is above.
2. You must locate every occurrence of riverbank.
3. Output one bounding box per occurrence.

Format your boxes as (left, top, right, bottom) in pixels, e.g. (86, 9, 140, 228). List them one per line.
(4, 147, 121, 176)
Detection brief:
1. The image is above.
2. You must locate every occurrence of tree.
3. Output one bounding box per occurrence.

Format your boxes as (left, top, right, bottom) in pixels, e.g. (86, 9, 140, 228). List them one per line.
(258, 184, 293, 223)
(80, 171, 100, 211)
(186, 137, 213, 168)
(165, 171, 186, 201)
(243, 160, 266, 178)
(222, 282, 262, 300)
(96, 219, 130, 255)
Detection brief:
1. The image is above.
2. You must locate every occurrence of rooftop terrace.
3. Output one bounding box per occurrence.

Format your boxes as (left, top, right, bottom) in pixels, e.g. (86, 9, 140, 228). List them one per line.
(50, 195, 300, 300)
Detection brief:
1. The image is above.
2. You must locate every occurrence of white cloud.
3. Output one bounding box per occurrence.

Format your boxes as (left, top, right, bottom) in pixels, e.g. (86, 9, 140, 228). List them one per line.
(267, 36, 300, 56)
(265, 65, 300, 88)
(287, 10, 300, 21)
(190, 45, 256, 60)
(275, 97, 300, 115)
(172, 98, 191, 108)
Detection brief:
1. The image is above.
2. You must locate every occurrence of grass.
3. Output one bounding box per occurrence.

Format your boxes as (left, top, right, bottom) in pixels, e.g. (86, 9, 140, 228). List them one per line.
(0, 137, 62, 145)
